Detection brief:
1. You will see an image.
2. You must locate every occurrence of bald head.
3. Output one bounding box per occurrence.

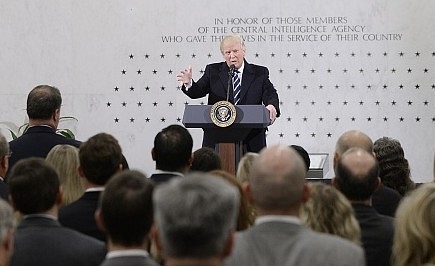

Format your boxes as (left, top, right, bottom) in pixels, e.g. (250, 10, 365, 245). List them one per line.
(334, 130, 373, 167)
(335, 148, 380, 201)
(250, 145, 307, 213)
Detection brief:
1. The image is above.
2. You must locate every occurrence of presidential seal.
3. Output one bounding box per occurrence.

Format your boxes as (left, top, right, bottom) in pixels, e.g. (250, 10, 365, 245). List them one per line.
(210, 100, 237, 127)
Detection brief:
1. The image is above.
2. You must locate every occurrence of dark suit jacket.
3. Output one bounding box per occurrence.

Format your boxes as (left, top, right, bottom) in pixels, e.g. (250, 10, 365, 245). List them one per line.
(353, 204, 394, 266)
(10, 216, 106, 266)
(100, 255, 160, 266)
(224, 220, 365, 266)
(372, 184, 402, 217)
(8, 125, 81, 174)
(59, 191, 106, 242)
(149, 173, 182, 185)
(182, 61, 280, 152)
(0, 180, 9, 201)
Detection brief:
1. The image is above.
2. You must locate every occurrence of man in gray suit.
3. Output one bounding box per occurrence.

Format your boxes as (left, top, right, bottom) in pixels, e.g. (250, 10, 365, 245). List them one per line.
(225, 145, 365, 266)
(8, 158, 106, 266)
(96, 170, 159, 266)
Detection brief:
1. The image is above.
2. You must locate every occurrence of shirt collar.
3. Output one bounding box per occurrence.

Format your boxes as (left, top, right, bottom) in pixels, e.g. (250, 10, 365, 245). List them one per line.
(106, 249, 150, 259)
(255, 215, 302, 225)
(153, 169, 184, 177)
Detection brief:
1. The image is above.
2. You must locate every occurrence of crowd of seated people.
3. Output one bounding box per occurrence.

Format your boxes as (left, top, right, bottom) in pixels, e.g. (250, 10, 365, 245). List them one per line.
(2, 85, 435, 266)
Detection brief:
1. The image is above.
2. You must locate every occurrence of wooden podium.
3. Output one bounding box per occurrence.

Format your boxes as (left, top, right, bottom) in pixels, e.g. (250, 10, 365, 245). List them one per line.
(182, 105, 269, 174)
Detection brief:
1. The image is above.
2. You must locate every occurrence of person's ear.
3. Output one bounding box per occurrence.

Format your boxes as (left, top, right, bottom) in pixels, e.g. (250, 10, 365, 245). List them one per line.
(150, 224, 163, 254)
(242, 182, 254, 205)
(301, 183, 311, 203)
(151, 148, 156, 161)
(221, 231, 235, 258)
(95, 209, 106, 233)
(78, 165, 85, 178)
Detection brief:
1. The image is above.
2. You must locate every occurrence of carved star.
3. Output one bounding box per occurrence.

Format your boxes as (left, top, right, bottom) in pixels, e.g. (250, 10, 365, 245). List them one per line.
(415, 52, 420, 57)
(295, 101, 300, 105)
(279, 69, 283, 73)
(415, 84, 420, 89)
(295, 69, 300, 73)
(335, 117, 340, 121)
(423, 101, 429, 106)
(399, 52, 404, 56)
(168, 69, 173, 74)
(407, 101, 413, 105)
(375, 68, 380, 73)
(318, 52, 323, 57)
(319, 85, 324, 89)
(318, 117, 323, 121)
(129, 86, 134, 92)
(415, 117, 421, 122)
(295, 133, 300, 137)
(144, 54, 149, 59)
(176, 54, 180, 58)
(383, 52, 388, 56)
(287, 117, 291, 122)
(121, 69, 126, 74)
(383, 84, 388, 89)
(327, 101, 332, 105)
(191, 54, 196, 58)
(391, 68, 396, 73)
(359, 101, 364, 105)
(129, 54, 134, 59)
(351, 52, 355, 57)
(287, 53, 292, 57)
(334, 52, 340, 57)
(114, 118, 119, 123)
(335, 85, 340, 89)
(343, 69, 348, 73)
(161, 86, 166, 91)
(161, 117, 166, 122)
(207, 53, 212, 58)
(145, 86, 150, 91)
(383, 117, 388, 122)
(303, 117, 308, 122)
(160, 54, 165, 58)
(168, 102, 173, 106)
(343, 101, 348, 105)
(399, 84, 404, 89)
(255, 53, 259, 58)
(311, 133, 316, 137)
(114, 86, 119, 92)
(279, 133, 284, 137)
(177, 117, 182, 122)
(302, 52, 307, 57)
(287, 85, 291, 90)
(327, 133, 332, 138)
(137, 69, 142, 74)
(407, 68, 412, 73)
(359, 68, 364, 73)
(107, 102, 111, 107)
(375, 101, 380, 105)
(351, 117, 356, 121)
(424, 68, 429, 73)
(391, 101, 396, 105)
(145, 118, 150, 122)
(311, 101, 316, 105)
(399, 117, 404, 122)
(271, 53, 275, 57)
(153, 102, 158, 106)
(137, 102, 142, 107)
(367, 117, 372, 122)
(310, 69, 315, 73)
(130, 118, 135, 123)
(152, 69, 157, 74)
(367, 52, 372, 57)
(122, 102, 127, 107)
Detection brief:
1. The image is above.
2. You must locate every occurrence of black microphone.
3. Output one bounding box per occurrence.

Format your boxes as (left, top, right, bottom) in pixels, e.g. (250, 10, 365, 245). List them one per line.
(229, 64, 236, 77)
(227, 64, 236, 101)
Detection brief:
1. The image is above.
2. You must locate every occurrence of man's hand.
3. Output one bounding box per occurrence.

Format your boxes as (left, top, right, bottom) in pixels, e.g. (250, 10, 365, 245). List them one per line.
(177, 65, 193, 87)
(266, 104, 277, 125)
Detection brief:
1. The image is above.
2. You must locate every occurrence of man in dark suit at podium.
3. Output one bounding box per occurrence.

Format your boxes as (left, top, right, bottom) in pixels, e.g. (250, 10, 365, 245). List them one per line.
(177, 35, 280, 153)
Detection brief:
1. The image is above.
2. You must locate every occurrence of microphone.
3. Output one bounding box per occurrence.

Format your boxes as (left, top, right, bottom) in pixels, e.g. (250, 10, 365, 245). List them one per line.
(229, 64, 236, 77)
(227, 64, 236, 101)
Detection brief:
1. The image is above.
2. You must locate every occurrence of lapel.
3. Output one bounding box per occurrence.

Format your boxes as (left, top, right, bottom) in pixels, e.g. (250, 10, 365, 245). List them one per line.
(218, 63, 233, 102)
(239, 60, 255, 103)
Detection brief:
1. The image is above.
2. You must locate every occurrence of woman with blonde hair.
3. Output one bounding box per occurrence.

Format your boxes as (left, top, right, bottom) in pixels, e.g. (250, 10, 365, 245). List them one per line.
(46, 144, 85, 206)
(392, 183, 435, 266)
(300, 182, 361, 244)
(236, 152, 258, 184)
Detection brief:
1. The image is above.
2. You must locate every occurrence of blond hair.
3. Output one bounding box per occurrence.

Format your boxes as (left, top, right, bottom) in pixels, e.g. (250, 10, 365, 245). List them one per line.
(393, 183, 435, 266)
(300, 182, 361, 244)
(236, 152, 258, 184)
(46, 144, 85, 206)
(220, 35, 245, 54)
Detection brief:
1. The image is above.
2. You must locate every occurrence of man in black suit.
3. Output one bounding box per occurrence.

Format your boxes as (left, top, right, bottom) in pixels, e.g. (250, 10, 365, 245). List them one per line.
(59, 133, 123, 241)
(333, 147, 394, 266)
(96, 170, 159, 266)
(0, 198, 15, 266)
(149, 125, 193, 185)
(0, 133, 10, 200)
(8, 158, 106, 266)
(177, 35, 280, 152)
(8, 85, 81, 174)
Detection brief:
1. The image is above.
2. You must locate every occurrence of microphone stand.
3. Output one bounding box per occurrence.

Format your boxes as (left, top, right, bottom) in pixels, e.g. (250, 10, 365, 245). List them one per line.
(227, 65, 235, 102)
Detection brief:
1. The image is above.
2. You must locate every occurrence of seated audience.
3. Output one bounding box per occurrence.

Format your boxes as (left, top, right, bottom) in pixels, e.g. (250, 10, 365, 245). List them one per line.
(46, 144, 85, 206)
(392, 183, 435, 266)
(225, 145, 364, 266)
(290, 144, 310, 172)
(190, 147, 222, 172)
(0, 133, 10, 200)
(8, 158, 106, 266)
(374, 136, 415, 196)
(0, 198, 15, 266)
(149, 125, 193, 184)
(210, 170, 254, 230)
(96, 170, 159, 266)
(59, 133, 123, 242)
(153, 173, 239, 266)
(235, 152, 258, 184)
(8, 85, 81, 174)
(334, 147, 394, 266)
(300, 182, 361, 244)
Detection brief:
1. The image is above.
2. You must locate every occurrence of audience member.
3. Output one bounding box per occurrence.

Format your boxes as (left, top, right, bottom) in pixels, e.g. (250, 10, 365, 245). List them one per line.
(225, 145, 364, 266)
(210, 170, 254, 230)
(393, 183, 435, 266)
(290, 144, 310, 172)
(153, 173, 239, 266)
(0, 133, 10, 200)
(235, 152, 258, 184)
(190, 147, 222, 172)
(300, 182, 361, 244)
(8, 158, 106, 266)
(335, 130, 402, 217)
(59, 132, 123, 242)
(8, 85, 81, 174)
(96, 170, 159, 266)
(374, 136, 415, 196)
(46, 144, 85, 206)
(0, 199, 15, 266)
(333, 147, 394, 266)
(149, 125, 193, 184)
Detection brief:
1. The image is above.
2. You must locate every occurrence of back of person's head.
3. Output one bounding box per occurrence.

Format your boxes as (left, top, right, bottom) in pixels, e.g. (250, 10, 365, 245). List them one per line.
(98, 170, 154, 247)
(8, 158, 60, 215)
(290, 145, 310, 172)
(335, 130, 373, 160)
(26, 85, 62, 120)
(46, 144, 84, 206)
(334, 148, 380, 201)
(153, 172, 239, 259)
(190, 147, 222, 172)
(209, 169, 254, 230)
(300, 182, 361, 244)
(236, 152, 258, 184)
(393, 183, 435, 266)
(152, 124, 193, 172)
(0, 198, 15, 263)
(374, 136, 413, 196)
(79, 133, 122, 186)
(250, 145, 307, 213)
(0, 133, 10, 173)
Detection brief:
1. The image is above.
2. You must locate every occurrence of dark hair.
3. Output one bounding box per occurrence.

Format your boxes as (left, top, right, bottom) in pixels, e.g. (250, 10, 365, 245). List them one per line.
(79, 133, 123, 185)
(27, 85, 62, 120)
(290, 145, 310, 172)
(191, 147, 222, 172)
(335, 152, 380, 201)
(8, 158, 60, 214)
(153, 125, 193, 171)
(100, 170, 154, 246)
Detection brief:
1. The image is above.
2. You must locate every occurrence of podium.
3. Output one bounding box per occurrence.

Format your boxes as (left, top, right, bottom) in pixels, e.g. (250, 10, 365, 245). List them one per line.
(183, 105, 269, 174)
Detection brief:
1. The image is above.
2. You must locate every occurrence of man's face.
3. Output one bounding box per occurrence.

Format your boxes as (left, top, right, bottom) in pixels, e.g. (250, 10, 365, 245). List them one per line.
(221, 40, 245, 69)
